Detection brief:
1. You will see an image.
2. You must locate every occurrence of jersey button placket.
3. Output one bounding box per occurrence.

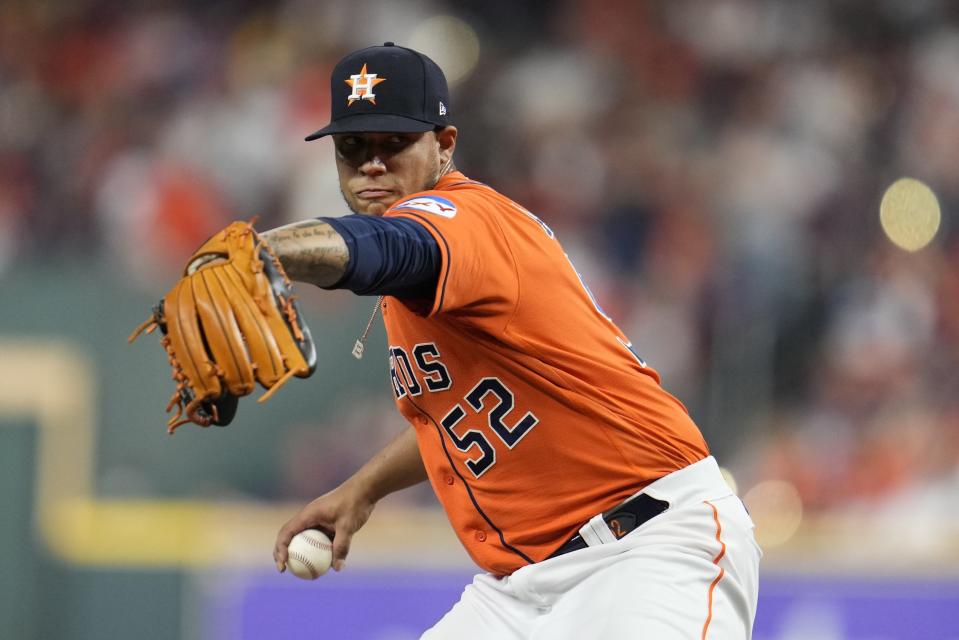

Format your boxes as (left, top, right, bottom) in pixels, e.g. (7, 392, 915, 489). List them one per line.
(475, 530, 487, 542)
(444, 475, 454, 485)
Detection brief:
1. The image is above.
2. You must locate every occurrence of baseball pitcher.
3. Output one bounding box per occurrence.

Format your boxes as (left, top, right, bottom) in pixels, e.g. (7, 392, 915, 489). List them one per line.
(135, 43, 760, 639)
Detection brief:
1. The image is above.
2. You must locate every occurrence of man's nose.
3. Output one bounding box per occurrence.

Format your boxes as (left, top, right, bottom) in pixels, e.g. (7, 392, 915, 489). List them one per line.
(359, 155, 387, 175)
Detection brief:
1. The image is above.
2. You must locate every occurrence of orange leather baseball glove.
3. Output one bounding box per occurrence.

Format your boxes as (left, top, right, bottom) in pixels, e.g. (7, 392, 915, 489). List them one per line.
(130, 221, 316, 433)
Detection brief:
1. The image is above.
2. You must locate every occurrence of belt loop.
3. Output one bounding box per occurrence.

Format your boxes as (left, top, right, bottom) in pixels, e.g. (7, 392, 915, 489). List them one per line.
(578, 513, 618, 547)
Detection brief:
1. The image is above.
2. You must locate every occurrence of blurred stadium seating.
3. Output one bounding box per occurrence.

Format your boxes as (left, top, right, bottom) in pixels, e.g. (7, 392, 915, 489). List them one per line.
(1, 0, 957, 638)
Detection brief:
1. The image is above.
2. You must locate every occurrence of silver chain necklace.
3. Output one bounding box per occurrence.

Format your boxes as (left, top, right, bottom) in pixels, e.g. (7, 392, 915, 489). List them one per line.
(352, 295, 384, 359)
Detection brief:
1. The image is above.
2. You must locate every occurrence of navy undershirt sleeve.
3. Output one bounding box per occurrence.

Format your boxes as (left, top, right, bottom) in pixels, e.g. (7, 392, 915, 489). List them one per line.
(320, 214, 441, 299)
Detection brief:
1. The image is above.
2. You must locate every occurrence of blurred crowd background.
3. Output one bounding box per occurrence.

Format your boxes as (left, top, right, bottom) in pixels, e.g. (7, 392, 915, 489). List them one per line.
(3, 0, 959, 561)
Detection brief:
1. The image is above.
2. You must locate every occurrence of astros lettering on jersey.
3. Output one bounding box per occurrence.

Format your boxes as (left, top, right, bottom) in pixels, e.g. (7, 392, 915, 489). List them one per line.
(383, 171, 709, 576)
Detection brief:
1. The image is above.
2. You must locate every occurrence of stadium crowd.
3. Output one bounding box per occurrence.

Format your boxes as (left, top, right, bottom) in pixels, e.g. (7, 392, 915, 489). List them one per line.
(2, 0, 958, 530)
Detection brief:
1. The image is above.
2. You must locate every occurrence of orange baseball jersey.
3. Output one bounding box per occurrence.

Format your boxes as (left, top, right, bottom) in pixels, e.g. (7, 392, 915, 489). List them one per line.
(382, 171, 709, 576)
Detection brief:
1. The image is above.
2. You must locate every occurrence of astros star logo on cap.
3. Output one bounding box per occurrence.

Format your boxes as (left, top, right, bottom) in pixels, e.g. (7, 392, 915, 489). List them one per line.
(345, 63, 386, 106)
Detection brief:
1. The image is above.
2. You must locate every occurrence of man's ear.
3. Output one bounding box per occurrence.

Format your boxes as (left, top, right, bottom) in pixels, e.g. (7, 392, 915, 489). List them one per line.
(437, 126, 457, 164)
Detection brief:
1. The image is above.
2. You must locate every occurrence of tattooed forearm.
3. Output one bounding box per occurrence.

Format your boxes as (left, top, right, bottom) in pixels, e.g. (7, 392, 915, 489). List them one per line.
(260, 220, 350, 287)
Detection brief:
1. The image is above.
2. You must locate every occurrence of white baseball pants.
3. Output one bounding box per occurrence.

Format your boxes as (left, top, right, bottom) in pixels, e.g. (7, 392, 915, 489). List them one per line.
(422, 456, 761, 639)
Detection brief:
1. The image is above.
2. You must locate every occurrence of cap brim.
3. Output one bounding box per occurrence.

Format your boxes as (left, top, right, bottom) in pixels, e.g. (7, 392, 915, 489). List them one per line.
(305, 114, 436, 141)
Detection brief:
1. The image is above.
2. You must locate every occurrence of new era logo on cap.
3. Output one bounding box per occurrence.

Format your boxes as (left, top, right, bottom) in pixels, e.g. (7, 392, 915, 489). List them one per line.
(305, 42, 452, 140)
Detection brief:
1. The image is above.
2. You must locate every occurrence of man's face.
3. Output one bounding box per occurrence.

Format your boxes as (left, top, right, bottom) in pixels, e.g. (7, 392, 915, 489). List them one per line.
(334, 128, 456, 216)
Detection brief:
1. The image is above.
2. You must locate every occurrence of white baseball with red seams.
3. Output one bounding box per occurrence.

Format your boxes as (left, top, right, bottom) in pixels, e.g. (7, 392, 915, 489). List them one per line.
(286, 529, 333, 580)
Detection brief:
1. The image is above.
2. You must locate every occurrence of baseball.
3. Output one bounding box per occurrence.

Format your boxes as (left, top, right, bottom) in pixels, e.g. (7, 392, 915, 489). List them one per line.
(286, 529, 333, 580)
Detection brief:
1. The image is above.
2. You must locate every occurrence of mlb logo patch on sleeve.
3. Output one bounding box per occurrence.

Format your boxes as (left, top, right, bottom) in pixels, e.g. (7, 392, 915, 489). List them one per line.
(394, 195, 458, 218)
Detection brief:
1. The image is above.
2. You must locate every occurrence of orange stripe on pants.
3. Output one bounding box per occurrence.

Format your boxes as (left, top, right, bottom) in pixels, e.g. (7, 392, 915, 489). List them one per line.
(701, 500, 727, 639)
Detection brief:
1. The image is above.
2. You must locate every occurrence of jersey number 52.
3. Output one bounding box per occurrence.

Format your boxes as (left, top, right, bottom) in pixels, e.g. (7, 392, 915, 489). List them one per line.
(440, 377, 538, 478)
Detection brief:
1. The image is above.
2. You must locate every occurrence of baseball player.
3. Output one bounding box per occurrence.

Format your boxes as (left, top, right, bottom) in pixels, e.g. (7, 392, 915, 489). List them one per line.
(265, 43, 761, 638)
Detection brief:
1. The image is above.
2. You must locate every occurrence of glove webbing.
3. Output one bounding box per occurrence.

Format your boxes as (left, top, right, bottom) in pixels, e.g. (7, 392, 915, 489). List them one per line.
(129, 316, 223, 432)
(128, 302, 303, 433)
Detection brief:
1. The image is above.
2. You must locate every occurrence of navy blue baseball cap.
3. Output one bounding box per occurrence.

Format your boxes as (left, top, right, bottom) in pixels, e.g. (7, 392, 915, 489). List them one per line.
(305, 42, 451, 140)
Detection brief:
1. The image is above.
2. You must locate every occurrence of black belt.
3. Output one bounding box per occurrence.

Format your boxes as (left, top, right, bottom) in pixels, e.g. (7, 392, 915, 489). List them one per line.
(549, 492, 670, 559)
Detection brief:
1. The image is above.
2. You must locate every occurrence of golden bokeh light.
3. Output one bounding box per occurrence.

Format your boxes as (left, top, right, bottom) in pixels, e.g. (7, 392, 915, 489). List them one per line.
(409, 15, 481, 86)
(742, 480, 803, 548)
(879, 177, 941, 251)
(719, 466, 738, 495)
